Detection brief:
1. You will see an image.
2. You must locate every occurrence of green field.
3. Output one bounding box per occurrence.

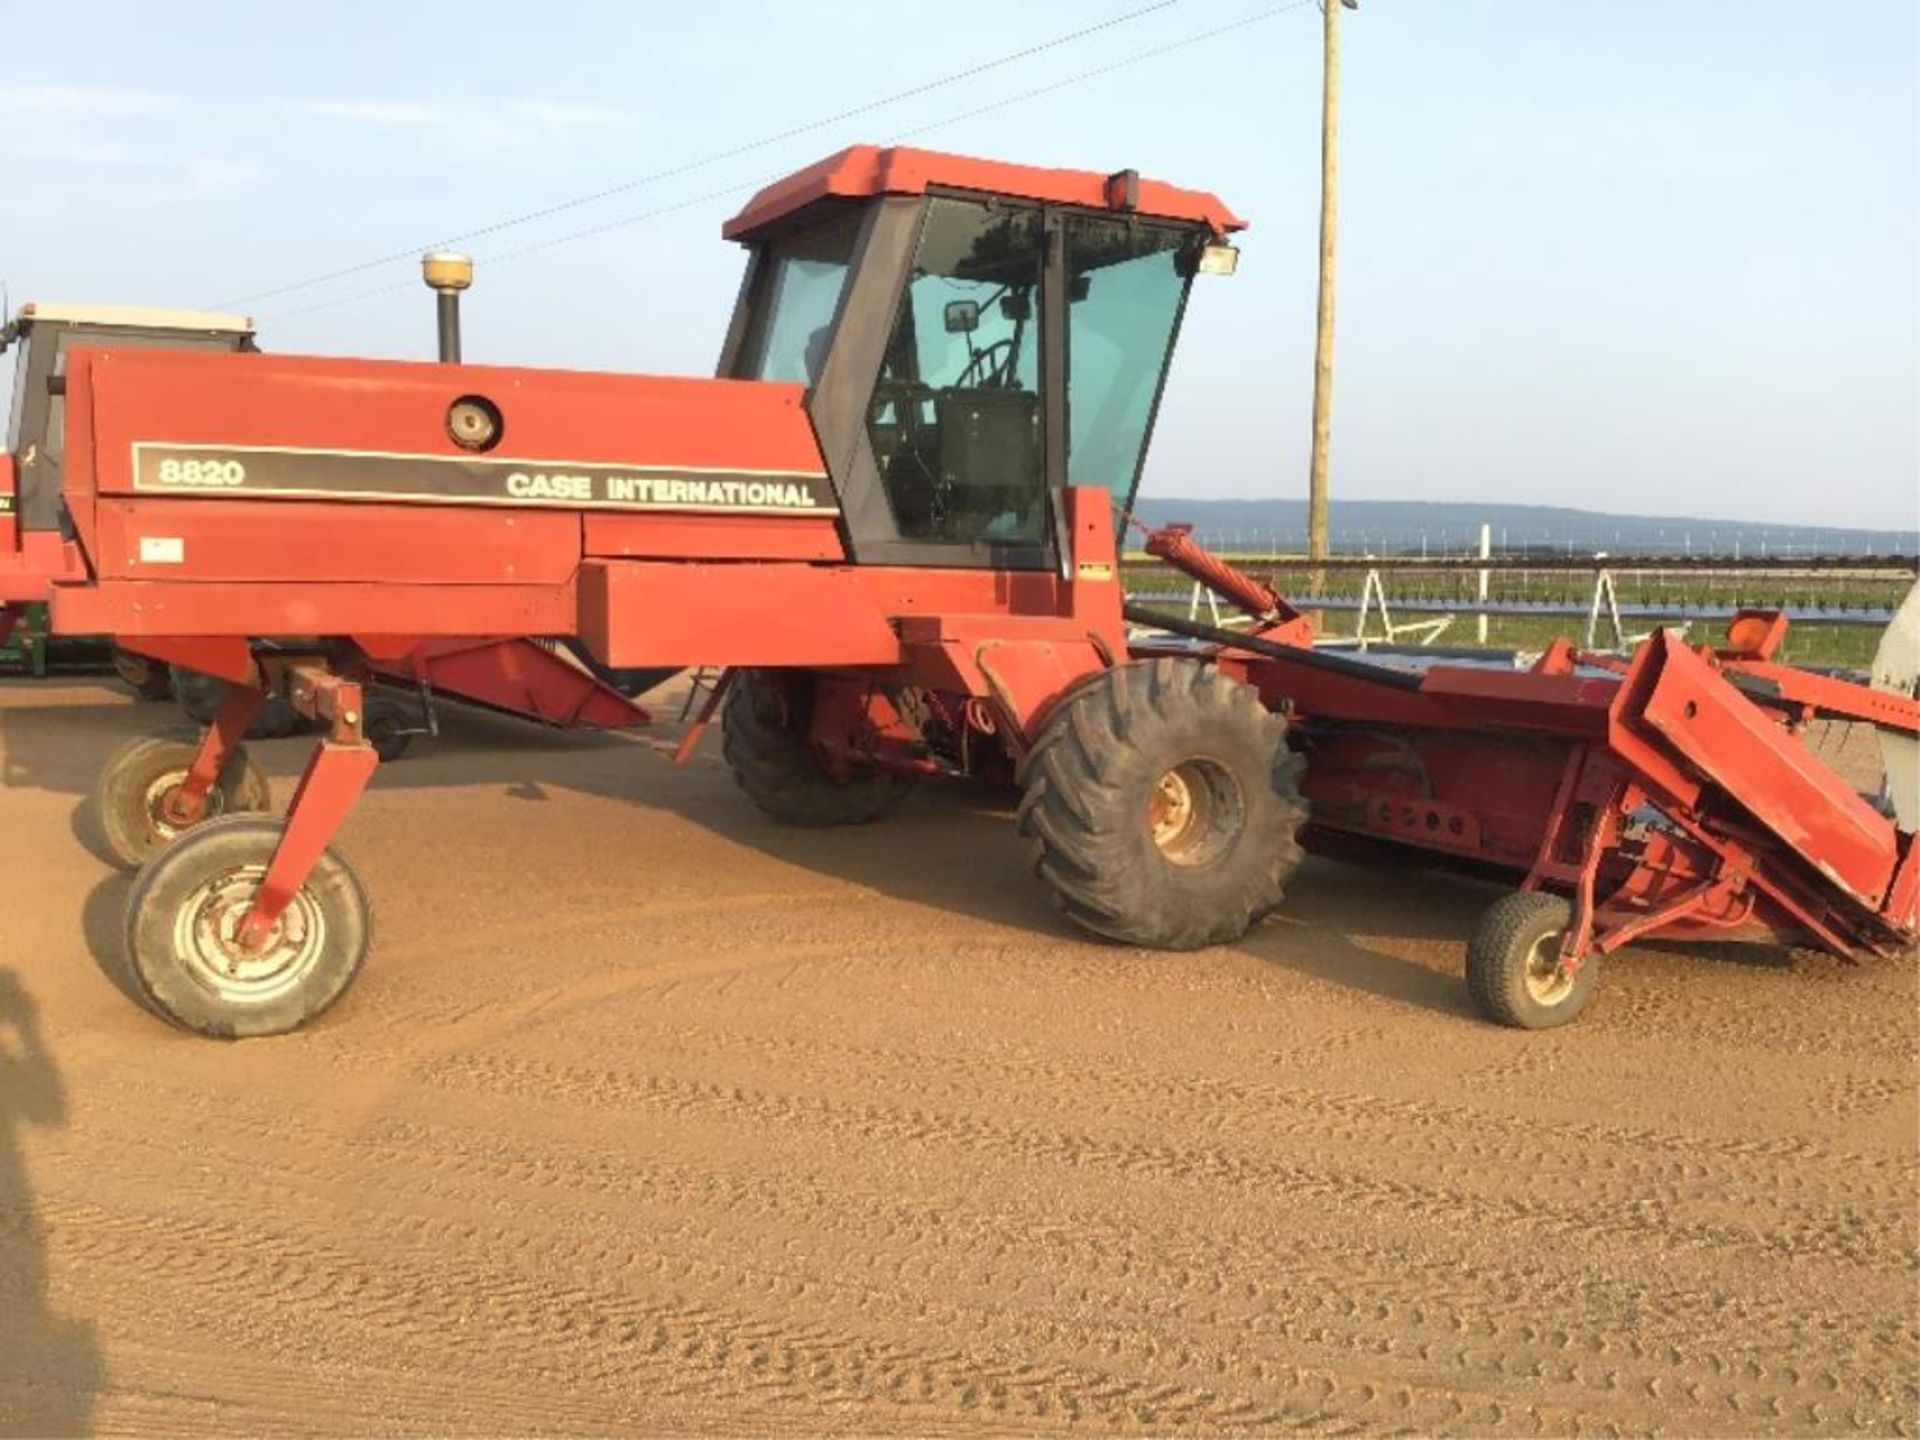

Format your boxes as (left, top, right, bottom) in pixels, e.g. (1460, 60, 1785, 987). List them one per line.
(1124, 556, 1915, 668)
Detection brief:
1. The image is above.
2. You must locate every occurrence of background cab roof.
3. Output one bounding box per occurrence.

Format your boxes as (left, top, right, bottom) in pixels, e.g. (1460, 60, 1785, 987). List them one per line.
(723, 144, 1246, 242)
(11, 301, 254, 335)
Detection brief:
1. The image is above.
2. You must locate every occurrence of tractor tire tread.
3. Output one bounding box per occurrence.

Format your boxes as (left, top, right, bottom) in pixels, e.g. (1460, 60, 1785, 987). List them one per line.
(722, 671, 912, 828)
(1018, 659, 1307, 950)
(123, 815, 370, 1038)
(1466, 889, 1598, 1030)
(95, 727, 271, 871)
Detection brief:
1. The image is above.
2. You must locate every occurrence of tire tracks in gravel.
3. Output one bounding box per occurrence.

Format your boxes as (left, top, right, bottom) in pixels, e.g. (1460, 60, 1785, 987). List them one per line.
(409, 1043, 1915, 1278)
(50, 1093, 1917, 1436)
(1581, 967, 1918, 1063)
(537, 1007, 1920, 1203)
(324, 929, 1914, 1204)
(30, 1180, 1623, 1437)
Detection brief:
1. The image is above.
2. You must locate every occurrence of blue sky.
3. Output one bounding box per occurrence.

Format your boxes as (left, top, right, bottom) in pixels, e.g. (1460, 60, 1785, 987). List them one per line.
(1, 0, 1913, 529)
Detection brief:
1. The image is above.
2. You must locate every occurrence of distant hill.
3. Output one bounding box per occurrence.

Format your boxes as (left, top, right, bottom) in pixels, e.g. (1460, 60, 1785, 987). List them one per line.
(1127, 496, 1918, 559)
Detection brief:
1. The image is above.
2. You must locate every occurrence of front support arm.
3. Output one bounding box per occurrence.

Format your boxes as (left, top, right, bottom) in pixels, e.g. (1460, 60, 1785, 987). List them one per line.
(233, 667, 377, 950)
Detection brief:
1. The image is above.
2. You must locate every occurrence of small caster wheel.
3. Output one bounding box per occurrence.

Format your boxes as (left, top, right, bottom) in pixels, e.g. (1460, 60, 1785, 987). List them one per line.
(364, 695, 414, 763)
(1466, 890, 1598, 1030)
(94, 725, 270, 871)
(123, 816, 371, 1038)
(112, 648, 174, 701)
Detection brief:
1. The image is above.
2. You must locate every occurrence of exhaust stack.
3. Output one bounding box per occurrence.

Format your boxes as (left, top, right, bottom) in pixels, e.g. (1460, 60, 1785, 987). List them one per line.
(421, 251, 473, 363)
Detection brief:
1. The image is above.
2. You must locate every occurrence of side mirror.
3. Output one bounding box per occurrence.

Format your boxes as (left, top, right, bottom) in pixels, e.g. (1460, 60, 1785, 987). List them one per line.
(999, 293, 1032, 322)
(943, 300, 980, 335)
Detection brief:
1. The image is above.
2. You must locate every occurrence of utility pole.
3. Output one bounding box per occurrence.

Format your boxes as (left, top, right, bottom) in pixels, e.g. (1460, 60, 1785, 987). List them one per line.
(1307, 0, 1356, 578)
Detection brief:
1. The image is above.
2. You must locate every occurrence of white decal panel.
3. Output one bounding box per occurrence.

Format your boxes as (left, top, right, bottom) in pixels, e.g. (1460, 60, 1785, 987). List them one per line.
(130, 443, 838, 516)
(137, 535, 185, 564)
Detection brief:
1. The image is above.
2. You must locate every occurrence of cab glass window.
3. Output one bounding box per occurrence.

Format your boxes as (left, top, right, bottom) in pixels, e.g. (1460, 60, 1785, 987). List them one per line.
(1065, 219, 1192, 514)
(866, 198, 1045, 545)
(5, 344, 29, 451)
(742, 205, 862, 383)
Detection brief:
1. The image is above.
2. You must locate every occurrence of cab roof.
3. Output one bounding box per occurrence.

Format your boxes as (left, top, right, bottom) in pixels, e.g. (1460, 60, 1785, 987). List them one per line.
(10, 302, 253, 334)
(723, 144, 1246, 242)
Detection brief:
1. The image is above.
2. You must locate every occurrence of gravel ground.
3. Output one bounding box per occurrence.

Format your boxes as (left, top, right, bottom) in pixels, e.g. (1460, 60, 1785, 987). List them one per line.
(1, 680, 1914, 1436)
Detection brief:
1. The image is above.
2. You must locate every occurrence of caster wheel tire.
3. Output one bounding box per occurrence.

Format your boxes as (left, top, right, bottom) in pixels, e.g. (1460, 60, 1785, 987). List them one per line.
(722, 670, 912, 826)
(95, 725, 270, 871)
(123, 815, 371, 1038)
(1017, 658, 1308, 950)
(112, 649, 174, 702)
(1466, 890, 1599, 1030)
(364, 696, 413, 763)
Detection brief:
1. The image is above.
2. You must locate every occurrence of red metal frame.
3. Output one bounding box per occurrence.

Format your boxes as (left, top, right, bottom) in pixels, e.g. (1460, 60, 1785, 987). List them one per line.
(364, 637, 651, 730)
(0, 531, 85, 604)
(865, 522, 1917, 977)
(1134, 534, 1917, 973)
(162, 683, 263, 827)
(1142, 522, 1314, 648)
(199, 664, 374, 948)
(672, 668, 734, 765)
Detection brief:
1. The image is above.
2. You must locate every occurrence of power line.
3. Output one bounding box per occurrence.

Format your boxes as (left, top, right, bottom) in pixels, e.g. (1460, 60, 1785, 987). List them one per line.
(214, 1, 1186, 311)
(267, 178, 752, 320)
(266, 2, 1312, 326)
(489, 5, 1313, 268)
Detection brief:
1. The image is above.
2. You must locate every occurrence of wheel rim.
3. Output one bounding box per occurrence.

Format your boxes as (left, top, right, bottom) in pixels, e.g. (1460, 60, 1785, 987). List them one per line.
(143, 768, 225, 842)
(1523, 930, 1577, 1007)
(171, 863, 328, 1004)
(1146, 757, 1245, 868)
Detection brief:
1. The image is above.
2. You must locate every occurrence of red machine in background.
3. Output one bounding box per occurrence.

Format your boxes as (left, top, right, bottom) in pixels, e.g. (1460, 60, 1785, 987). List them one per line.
(19, 143, 1918, 1039)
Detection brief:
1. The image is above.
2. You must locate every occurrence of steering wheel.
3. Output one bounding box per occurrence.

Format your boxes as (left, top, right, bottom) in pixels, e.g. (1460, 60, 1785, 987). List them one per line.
(955, 338, 1016, 390)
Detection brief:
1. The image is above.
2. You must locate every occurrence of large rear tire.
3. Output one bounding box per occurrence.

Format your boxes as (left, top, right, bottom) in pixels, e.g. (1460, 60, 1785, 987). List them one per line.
(95, 725, 270, 871)
(123, 816, 370, 1038)
(1017, 658, 1308, 949)
(722, 670, 912, 827)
